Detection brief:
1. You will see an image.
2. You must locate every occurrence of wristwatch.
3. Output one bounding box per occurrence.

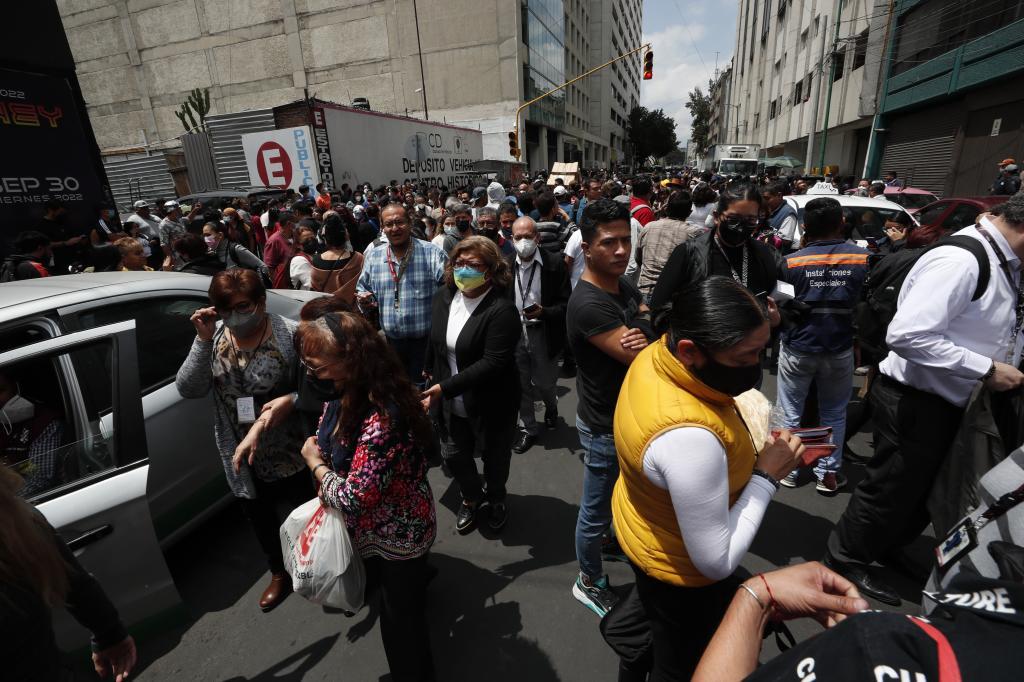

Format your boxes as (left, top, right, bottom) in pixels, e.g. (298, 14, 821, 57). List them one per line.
(751, 468, 780, 490)
(983, 362, 996, 382)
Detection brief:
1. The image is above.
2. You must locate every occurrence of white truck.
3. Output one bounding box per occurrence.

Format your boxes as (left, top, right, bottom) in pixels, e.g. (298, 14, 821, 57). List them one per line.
(706, 143, 761, 176)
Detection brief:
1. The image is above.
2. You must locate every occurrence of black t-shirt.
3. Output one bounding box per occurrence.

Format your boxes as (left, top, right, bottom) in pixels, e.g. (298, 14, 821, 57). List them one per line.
(567, 278, 641, 434)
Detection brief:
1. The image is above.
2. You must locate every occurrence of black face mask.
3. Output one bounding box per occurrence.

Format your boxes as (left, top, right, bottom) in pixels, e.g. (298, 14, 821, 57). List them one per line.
(478, 228, 499, 243)
(693, 350, 761, 396)
(718, 217, 758, 247)
(304, 373, 343, 402)
(455, 219, 472, 232)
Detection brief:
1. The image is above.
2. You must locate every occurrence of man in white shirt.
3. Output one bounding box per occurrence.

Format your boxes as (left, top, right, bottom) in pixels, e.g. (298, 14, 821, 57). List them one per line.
(825, 193, 1024, 606)
(506, 217, 571, 453)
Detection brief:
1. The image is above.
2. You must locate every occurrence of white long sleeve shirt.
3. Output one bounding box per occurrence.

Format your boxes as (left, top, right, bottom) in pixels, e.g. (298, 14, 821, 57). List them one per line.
(879, 220, 1022, 407)
(643, 427, 776, 581)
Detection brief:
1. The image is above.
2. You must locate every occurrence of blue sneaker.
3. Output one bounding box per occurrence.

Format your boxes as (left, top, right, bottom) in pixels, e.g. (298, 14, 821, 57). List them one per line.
(572, 573, 618, 617)
(780, 470, 799, 488)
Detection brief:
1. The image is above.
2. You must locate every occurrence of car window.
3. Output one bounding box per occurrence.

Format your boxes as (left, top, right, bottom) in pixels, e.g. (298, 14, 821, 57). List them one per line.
(917, 202, 950, 226)
(942, 204, 980, 231)
(842, 206, 907, 240)
(73, 297, 206, 395)
(1, 340, 119, 501)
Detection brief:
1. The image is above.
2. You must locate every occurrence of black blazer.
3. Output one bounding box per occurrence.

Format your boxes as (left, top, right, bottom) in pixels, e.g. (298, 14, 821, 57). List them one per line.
(426, 284, 522, 424)
(504, 248, 572, 358)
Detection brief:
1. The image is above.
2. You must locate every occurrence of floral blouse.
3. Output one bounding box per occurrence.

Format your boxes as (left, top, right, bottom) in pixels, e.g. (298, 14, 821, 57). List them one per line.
(317, 405, 436, 560)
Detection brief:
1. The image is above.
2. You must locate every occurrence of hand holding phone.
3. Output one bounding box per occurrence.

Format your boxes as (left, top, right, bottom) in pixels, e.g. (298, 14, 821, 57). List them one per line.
(523, 302, 542, 319)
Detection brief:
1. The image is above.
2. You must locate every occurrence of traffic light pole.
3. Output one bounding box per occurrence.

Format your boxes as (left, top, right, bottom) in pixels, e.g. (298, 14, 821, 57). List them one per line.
(510, 42, 652, 160)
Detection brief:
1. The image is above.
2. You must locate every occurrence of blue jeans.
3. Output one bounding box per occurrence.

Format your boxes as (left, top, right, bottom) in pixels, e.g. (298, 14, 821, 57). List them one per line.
(775, 344, 854, 478)
(574, 416, 619, 580)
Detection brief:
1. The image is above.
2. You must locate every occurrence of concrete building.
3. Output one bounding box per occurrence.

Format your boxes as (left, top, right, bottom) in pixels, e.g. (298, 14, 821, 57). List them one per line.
(723, 0, 888, 177)
(867, 0, 1024, 196)
(709, 62, 734, 146)
(58, 0, 643, 174)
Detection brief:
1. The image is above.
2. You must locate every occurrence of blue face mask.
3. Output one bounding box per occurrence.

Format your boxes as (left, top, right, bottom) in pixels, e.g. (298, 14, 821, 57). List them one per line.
(453, 266, 487, 292)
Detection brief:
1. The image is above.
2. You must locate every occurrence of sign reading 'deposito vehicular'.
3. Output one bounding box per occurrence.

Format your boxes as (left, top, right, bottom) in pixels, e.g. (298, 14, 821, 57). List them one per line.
(242, 126, 320, 191)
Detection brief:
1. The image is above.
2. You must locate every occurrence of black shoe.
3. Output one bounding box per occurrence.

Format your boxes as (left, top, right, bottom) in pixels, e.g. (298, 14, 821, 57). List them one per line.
(561, 360, 577, 378)
(488, 501, 509, 531)
(455, 502, 479, 534)
(823, 554, 902, 606)
(513, 431, 536, 454)
(544, 409, 558, 430)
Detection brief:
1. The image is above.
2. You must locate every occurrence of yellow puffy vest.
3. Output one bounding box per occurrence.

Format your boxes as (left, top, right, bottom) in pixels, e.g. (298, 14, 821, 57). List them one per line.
(612, 336, 758, 587)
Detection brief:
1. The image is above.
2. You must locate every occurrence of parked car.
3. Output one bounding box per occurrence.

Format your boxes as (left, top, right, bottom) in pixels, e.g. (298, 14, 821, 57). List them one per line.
(177, 186, 287, 211)
(784, 194, 918, 245)
(843, 186, 939, 214)
(914, 196, 1010, 235)
(0, 272, 321, 649)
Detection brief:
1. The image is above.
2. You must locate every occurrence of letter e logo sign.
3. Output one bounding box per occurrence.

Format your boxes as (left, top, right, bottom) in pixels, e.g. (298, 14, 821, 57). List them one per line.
(256, 141, 293, 188)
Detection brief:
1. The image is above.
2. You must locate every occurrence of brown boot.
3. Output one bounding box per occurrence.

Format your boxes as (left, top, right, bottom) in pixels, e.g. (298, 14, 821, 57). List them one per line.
(259, 572, 292, 612)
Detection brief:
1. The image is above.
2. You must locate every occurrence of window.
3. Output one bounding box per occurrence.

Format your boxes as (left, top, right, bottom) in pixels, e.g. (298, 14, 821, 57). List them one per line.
(943, 204, 981, 231)
(2, 339, 119, 501)
(754, 112, 761, 128)
(832, 46, 846, 82)
(793, 79, 803, 104)
(73, 297, 207, 394)
(852, 29, 868, 70)
(917, 201, 951, 226)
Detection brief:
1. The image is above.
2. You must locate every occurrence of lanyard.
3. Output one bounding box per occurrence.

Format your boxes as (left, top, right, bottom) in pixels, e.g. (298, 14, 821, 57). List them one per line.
(516, 260, 539, 309)
(976, 226, 1024, 362)
(386, 245, 413, 310)
(714, 235, 749, 288)
(974, 481, 1024, 531)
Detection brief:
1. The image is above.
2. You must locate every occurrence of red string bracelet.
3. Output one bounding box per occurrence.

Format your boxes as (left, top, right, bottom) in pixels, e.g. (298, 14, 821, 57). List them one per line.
(757, 573, 777, 610)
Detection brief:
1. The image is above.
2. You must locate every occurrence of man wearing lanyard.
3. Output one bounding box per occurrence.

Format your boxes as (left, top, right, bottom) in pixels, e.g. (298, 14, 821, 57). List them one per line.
(825, 193, 1024, 606)
(356, 202, 447, 385)
(505, 217, 571, 453)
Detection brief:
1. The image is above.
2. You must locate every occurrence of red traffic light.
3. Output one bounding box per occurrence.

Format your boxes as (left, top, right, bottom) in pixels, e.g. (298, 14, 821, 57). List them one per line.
(643, 50, 654, 80)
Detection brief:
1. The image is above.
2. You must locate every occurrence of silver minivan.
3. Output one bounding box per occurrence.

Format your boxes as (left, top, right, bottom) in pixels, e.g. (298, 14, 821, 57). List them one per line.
(0, 272, 319, 649)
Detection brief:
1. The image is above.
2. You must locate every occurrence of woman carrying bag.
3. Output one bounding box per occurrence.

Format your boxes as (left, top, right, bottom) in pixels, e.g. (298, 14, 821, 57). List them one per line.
(296, 311, 437, 682)
(309, 214, 364, 305)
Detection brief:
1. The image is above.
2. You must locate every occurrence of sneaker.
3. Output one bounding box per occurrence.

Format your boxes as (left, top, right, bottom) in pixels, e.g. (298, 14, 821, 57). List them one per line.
(780, 470, 799, 488)
(816, 472, 847, 494)
(854, 365, 870, 376)
(455, 502, 478, 534)
(572, 573, 618, 617)
(488, 502, 509, 531)
(600, 536, 629, 563)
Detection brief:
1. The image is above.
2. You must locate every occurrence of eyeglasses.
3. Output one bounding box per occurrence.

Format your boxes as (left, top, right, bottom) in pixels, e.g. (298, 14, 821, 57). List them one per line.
(214, 301, 257, 316)
(382, 220, 409, 229)
(721, 215, 760, 230)
(453, 260, 486, 270)
(300, 359, 339, 376)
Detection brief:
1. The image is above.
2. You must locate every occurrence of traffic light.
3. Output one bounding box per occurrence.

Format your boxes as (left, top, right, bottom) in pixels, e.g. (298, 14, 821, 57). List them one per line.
(643, 50, 654, 80)
(508, 130, 520, 160)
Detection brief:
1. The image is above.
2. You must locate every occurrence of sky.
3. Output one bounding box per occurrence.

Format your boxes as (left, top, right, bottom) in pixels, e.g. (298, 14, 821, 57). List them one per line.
(640, 0, 739, 147)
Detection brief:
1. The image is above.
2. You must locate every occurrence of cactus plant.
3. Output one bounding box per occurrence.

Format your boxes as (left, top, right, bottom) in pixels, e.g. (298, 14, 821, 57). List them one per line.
(174, 87, 212, 133)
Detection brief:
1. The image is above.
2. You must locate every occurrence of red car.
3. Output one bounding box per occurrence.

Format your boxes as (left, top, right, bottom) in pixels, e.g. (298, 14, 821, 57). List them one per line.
(914, 196, 1011, 234)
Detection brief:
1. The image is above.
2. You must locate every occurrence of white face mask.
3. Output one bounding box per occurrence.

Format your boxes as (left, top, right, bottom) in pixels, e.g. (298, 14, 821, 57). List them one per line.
(1, 394, 34, 433)
(514, 237, 538, 260)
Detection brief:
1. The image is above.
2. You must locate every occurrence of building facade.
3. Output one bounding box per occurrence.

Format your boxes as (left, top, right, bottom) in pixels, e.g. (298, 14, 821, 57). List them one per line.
(723, 0, 888, 177)
(868, 0, 1024, 196)
(58, 0, 642, 174)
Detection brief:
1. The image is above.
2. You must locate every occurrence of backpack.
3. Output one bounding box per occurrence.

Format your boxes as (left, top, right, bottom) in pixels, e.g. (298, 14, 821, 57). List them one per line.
(855, 236, 991, 365)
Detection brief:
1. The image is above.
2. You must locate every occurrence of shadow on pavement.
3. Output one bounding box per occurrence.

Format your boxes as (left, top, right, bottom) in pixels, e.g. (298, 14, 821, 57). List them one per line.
(220, 634, 340, 681)
(426, 553, 560, 681)
(749, 498, 838, 565)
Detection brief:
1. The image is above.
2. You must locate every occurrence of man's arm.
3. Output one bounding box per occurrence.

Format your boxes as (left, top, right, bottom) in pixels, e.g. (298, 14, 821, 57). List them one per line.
(587, 325, 644, 365)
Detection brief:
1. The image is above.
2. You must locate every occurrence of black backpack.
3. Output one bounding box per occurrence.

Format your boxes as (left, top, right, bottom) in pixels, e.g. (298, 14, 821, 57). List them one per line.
(855, 236, 991, 365)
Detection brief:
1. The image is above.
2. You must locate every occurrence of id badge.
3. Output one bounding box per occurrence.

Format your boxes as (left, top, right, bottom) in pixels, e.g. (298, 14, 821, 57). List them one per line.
(236, 396, 257, 425)
(935, 516, 978, 570)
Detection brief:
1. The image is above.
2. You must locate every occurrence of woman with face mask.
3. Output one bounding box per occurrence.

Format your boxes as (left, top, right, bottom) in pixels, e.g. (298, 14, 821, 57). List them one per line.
(421, 236, 521, 535)
(202, 220, 270, 281)
(175, 269, 310, 613)
(649, 184, 786, 324)
(609, 277, 805, 681)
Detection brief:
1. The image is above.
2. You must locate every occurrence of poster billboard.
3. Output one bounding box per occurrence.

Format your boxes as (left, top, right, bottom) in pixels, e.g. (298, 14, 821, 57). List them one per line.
(241, 126, 320, 191)
(320, 106, 483, 188)
(0, 68, 106, 238)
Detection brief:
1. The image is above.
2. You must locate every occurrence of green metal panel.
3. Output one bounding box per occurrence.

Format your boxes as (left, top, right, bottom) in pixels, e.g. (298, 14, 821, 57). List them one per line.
(882, 18, 1024, 113)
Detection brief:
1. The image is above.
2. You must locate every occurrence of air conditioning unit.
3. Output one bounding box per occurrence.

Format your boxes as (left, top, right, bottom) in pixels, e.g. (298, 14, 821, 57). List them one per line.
(352, 97, 371, 110)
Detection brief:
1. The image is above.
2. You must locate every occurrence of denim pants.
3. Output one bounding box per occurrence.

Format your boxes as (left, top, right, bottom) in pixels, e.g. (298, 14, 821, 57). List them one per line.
(775, 344, 854, 478)
(574, 416, 619, 580)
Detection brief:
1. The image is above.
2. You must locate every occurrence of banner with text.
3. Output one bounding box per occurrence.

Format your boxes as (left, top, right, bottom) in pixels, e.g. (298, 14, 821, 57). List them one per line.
(242, 126, 320, 191)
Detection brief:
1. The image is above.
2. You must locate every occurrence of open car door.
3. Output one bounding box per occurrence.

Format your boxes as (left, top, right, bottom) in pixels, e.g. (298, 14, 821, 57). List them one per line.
(0, 320, 180, 649)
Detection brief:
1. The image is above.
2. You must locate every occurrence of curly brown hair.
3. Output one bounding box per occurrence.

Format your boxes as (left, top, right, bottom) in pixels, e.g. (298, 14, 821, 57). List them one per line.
(444, 235, 512, 290)
(295, 312, 432, 447)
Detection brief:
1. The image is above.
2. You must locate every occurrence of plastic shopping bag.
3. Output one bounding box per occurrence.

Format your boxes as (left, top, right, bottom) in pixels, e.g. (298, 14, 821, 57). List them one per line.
(280, 498, 365, 612)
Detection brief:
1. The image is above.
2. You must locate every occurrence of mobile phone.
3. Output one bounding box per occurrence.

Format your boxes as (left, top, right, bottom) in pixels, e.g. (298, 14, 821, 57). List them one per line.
(523, 303, 541, 314)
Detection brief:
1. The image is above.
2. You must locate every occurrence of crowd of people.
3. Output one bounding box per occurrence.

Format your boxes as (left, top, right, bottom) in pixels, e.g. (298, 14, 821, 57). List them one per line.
(5, 167, 1024, 681)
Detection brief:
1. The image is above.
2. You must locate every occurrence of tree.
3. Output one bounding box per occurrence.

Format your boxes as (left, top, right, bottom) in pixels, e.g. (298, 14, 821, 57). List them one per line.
(626, 106, 679, 167)
(685, 84, 714, 159)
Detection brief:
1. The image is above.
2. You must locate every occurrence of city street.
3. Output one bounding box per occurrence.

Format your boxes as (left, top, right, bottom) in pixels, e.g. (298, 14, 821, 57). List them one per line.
(125, 369, 934, 681)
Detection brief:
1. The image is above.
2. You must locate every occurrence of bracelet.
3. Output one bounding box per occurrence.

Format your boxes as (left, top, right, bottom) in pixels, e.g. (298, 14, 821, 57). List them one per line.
(751, 468, 780, 491)
(738, 583, 767, 610)
(312, 463, 330, 476)
(983, 362, 996, 382)
(757, 573, 777, 610)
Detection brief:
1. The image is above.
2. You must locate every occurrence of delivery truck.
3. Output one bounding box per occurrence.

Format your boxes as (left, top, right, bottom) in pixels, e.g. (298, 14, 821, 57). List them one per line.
(706, 143, 762, 177)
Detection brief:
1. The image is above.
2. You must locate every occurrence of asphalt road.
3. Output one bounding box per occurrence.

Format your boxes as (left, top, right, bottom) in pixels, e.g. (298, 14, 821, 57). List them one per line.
(125, 368, 935, 681)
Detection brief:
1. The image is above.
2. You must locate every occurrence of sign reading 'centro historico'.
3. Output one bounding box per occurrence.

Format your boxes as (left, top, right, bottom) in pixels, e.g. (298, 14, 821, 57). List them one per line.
(242, 126, 320, 192)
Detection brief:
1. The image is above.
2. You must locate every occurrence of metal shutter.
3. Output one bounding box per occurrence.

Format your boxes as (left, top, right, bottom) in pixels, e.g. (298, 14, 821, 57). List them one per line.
(103, 156, 175, 213)
(880, 105, 963, 196)
(206, 109, 276, 189)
